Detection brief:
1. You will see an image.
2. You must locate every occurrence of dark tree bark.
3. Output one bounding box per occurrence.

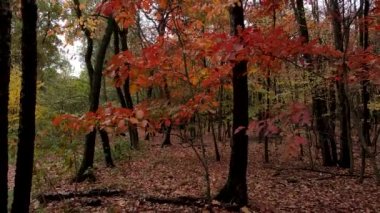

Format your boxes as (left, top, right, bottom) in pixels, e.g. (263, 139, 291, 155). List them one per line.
(119, 29, 140, 149)
(0, 1, 12, 211)
(151, 7, 173, 147)
(11, 0, 38, 212)
(72, 0, 115, 182)
(99, 129, 115, 167)
(143, 8, 175, 146)
(211, 116, 221, 161)
(218, 84, 224, 142)
(215, 1, 249, 206)
(328, 84, 338, 163)
(329, 0, 353, 169)
(359, 0, 370, 146)
(74, 0, 115, 165)
(145, 6, 169, 99)
(73, 0, 94, 85)
(359, 0, 371, 181)
(113, 25, 128, 109)
(292, 0, 337, 166)
(75, 18, 115, 182)
(113, 25, 140, 147)
(161, 123, 172, 148)
(161, 79, 173, 147)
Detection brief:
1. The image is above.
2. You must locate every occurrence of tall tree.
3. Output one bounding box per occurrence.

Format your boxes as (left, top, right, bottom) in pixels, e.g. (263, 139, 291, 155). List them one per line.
(292, 0, 337, 166)
(156, 5, 173, 148)
(72, 0, 95, 85)
(75, 18, 115, 182)
(329, 0, 353, 169)
(359, 0, 371, 180)
(73, 0, 115, 169)
(0, 0, 12, 211)
(360, 0, 370, 145)
(120, 29, 140, 149)
(11, 0, 38, 212)
(112, 25, 140, 149)
(215, 1, 249, 206)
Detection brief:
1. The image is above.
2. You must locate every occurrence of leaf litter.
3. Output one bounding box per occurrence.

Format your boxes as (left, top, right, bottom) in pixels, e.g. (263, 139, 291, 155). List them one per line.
(22, 131, 380, 212)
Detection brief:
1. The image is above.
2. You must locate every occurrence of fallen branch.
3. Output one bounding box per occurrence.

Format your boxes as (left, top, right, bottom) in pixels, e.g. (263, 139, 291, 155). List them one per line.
(144, 196, 206, 207)
(271, 166, 372, 179)
(37, 188, 125, 203)
(143, 196, 243, 211)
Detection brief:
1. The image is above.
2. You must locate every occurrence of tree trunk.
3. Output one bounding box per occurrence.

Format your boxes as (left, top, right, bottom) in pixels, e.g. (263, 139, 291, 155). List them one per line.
(73, 0, 114, 180)
(359, 0, 371, 181)
(99, 129, 115, 167)
(313, 89, 335, 166)
(328, 84, 338, 163)
(11, 1, 37, 212)
(312, 0, 338, 164)
(75, 130, 96, 182)
(360, 0, 370, 146)
(119, 29, 140, 149)
(161, 79, 172, 147)
(72, 0, 94, 85)
(161, 124, 172, 148)
(329, 0, 352, 169)
(99, 130, 114, 166)
(0, 1, 12, 211)
(76, 18, 114, 182)
(218, 84, 224, 142)
(211, 116, 221, 161)
(215, 1, 249, 206)
(264, 69, 270, 163)
(292, 0, 337, 166)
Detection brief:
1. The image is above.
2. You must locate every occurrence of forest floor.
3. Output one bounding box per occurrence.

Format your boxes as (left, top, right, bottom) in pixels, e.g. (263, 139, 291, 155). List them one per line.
(9, 131, 380, 212)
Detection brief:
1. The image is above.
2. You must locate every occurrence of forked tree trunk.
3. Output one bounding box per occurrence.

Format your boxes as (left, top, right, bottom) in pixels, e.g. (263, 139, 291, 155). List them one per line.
(215, 1, 249, 206)
(75, 18, 114, 182)
(11, 1, 37, 212)
(0, 1, 12, 211)
(74, 0, 115, 165)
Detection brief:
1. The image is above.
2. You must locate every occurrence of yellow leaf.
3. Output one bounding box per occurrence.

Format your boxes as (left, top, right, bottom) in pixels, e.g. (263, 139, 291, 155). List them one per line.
(130, 84, 138, 94)
(190, 76, 198, 85)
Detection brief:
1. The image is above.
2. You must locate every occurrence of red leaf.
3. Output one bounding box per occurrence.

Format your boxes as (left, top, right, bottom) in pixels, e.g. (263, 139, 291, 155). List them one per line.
(164, 119, 171, 127)
(95, 1, 115, 17)
(52, 116, 63, 126)
(294, 135, 307, 145)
